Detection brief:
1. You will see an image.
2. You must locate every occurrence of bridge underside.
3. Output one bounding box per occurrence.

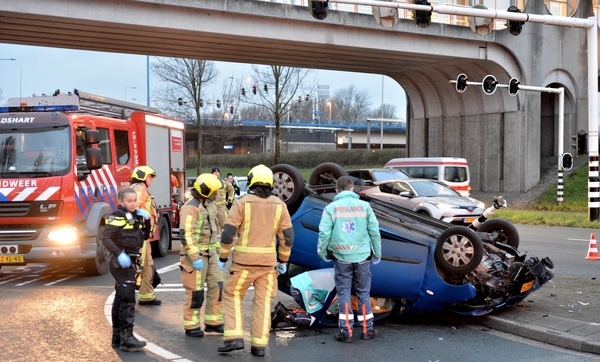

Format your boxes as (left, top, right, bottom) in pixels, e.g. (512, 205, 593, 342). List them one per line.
(0, 0, 591, 192)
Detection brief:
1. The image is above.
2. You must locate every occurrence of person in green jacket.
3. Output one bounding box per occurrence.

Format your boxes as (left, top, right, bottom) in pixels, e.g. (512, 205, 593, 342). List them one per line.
(317, 176, 381, 343)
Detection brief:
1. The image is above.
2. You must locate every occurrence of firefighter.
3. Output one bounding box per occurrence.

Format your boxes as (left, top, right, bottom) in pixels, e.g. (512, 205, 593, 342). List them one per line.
(211, 166, 235, 230)
(129, 166, 161, 306)
(103, 187, 151, 352)
(179, 173, 224, 337)
(217, 164, 294, 357)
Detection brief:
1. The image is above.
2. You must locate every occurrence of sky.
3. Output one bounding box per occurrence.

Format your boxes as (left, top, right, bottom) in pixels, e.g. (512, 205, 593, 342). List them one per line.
(0, 43, 407, 120)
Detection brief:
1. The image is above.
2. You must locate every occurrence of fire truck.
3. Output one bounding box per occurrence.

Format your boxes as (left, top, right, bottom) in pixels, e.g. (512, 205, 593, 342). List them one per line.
(0, 89, 186, 275)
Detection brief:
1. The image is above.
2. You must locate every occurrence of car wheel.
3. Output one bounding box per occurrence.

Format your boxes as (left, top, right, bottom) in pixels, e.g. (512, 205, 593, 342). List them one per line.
(309, 162, 348, 186)
(82, 225, 110, 276)
(476, 218, 520, 248)
(434, 226, 484, 275)
(151, 217, 171, 258)
(271, 164, 305, 212)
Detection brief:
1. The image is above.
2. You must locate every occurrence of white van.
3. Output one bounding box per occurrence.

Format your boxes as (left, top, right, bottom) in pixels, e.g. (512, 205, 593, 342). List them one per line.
(384, 157, 471, 196)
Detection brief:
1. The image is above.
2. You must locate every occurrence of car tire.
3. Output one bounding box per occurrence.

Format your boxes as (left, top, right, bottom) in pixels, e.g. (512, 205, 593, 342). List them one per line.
(434, 226, 484, 275)
(82, 225, 110, 276)
(308, 162, 348, 186)
(476, 218, 520, 248)
(151, 217, 171, 258)
(271, 164, 305, 213)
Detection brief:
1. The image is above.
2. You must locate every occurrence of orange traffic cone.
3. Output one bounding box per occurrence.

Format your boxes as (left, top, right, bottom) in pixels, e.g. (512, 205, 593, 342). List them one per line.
(584, 233, 600, 260)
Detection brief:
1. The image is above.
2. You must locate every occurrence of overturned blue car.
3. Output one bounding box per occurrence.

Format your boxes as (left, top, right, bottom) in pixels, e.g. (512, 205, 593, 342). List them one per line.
(270, 162, 554, 320)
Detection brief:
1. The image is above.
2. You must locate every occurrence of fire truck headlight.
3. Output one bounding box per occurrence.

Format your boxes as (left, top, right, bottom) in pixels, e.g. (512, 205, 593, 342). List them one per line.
(48, 227, 79, 244)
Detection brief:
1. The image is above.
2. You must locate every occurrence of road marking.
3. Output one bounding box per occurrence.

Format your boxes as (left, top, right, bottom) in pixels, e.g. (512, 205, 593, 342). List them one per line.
(45, 275, 76, 285)
(567, 238, 590, 242)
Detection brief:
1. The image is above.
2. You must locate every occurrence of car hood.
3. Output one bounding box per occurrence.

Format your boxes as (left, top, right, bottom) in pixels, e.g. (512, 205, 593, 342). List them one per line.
(424, 196, 481, 209)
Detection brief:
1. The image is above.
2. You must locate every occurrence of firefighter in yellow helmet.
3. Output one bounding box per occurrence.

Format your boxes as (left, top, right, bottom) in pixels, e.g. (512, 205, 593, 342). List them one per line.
(129, 166, 160, 306)
(179, 173, 224, 337)
(217, 165, 294, 357)
(211, 166, 235, 231)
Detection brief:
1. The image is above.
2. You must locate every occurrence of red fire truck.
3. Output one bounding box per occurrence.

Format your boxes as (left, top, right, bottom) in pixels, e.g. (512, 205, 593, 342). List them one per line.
(0, 89, 186, 275)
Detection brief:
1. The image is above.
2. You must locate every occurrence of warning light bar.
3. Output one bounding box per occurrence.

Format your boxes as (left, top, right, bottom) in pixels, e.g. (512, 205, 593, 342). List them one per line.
(0, 104, 79, 113)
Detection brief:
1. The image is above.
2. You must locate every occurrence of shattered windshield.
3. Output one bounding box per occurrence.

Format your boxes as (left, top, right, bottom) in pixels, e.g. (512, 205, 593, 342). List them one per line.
(0, 126, 71, 177)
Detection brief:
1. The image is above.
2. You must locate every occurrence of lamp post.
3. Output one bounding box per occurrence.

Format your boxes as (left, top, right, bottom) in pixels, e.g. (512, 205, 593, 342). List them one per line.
(326, 101, 332, 122)
(124, 86, 137, 102)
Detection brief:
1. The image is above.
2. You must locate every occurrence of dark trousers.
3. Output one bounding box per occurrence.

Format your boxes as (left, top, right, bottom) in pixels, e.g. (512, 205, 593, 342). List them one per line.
(110, 259, 137, 330)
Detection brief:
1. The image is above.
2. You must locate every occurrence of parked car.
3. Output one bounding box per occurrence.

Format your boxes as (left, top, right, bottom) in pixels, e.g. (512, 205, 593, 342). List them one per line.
(269, 162, 554, 324)
(233, 176, 248, 198)
(361, 179, 484, 224)
(346, 168, 410, 186)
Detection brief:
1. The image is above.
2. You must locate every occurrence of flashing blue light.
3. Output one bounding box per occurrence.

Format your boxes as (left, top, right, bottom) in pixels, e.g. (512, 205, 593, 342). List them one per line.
(0, 105, 79, 113)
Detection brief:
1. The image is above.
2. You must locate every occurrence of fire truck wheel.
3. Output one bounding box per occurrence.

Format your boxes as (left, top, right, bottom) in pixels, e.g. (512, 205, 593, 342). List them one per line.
(151, 217, 171, 258)
(83, 225, 110, 276)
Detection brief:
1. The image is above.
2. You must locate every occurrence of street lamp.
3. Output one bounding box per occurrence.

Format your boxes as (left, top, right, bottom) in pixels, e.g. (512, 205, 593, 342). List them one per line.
(326, 101, 332, 122)
(124, 86, 137, 101)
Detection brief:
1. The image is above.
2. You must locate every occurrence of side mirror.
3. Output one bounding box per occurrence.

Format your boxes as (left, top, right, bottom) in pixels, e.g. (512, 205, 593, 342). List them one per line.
(400, 191, 411, 197)
(85, 130, 100, 145)
(86, 147, 103, 170)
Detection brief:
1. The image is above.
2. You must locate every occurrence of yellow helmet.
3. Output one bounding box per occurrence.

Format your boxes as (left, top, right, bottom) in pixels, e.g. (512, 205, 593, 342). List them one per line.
(194, 174, 223, 198)
(248, 164, 273, 188)
(131, 166, 157, 182)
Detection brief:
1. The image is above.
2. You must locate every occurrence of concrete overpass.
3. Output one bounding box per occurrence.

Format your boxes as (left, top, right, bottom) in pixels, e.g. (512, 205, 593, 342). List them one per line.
(0, 0, 593, 192)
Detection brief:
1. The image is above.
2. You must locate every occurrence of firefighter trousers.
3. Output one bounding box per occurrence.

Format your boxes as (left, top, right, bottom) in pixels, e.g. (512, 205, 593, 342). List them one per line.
(181, 251, 224, 330)
(138, 239, 156, 302)
(222, 263, 278, 348)
(109, 259, 137, 330)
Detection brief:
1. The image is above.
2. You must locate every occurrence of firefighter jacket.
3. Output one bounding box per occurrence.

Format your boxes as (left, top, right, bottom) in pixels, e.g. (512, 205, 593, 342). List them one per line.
(130, 182, 158, 235)
(102, 206, 151, 257)
(179, 196, 219, 267)
(317, 190, 381, 263)
(215, 180, 235, 208)
(220, 192, 294, 267)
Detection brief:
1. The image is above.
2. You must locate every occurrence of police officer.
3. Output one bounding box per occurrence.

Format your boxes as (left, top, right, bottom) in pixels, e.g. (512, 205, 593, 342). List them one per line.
(217, 165, 294, 357)
(129, 166, 160, 306)
(211, 166, 235, 230)
(103, 187, 151, 352)
(179, 174, 224, 337)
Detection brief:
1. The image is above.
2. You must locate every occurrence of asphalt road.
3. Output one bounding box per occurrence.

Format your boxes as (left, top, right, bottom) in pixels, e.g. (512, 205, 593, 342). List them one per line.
(1, 225, 600, 361)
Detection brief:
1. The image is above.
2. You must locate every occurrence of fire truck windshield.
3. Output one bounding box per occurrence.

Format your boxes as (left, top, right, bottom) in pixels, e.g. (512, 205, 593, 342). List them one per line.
(0, 126, 71, 177)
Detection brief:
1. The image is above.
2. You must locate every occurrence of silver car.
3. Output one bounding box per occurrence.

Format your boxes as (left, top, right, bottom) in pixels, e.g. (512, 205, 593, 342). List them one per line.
(361, 179, 485, 224)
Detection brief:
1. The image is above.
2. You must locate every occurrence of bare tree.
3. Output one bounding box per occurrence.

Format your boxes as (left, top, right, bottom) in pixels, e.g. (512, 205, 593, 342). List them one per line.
(151, 57, 219, 174)
(331, 85, 372, 124)
(243, 65, 313, 164)
(369, 103, 398, 119)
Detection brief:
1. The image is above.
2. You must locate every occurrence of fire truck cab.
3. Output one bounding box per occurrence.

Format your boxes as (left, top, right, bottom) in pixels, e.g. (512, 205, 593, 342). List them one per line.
(0, 89, 186, 275)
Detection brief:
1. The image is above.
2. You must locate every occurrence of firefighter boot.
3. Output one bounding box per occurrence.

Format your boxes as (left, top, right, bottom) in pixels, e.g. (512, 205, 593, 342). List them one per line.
(120, 327, 146, 352)
(217, 338, 244, 353)
(111, 327, 120, 347)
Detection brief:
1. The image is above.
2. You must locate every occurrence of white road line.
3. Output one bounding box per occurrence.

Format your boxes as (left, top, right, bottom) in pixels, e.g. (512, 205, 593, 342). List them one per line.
(0, 276, 27, 285)
(45, 275, 75, 285)
(567, 238, 591, 242)
(15, 274, 54, 286)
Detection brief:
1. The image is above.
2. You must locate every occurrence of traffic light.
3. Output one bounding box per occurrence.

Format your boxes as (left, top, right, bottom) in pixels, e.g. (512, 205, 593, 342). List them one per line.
(263, 84, 268, 93)
(560, 153, 573, 171)
(305, 94, 310, 102)
(508, 78, 520, 96)
(571, 134, 578, 153)
(199, 98, 204, 107)
(507, 6, 523, 36)
(413, 0, 431, 28)
(456, 73, 468, 93)
(216, 99, 221, 108)
(177, 97, 183, 106)
(308, 0, 328, 20)
(577, 130, 588, 157)
(241, 88, 245, 96)
(252, 85, 257, 95)
(229, 106, 234, 114)
(482, 75, 497, 95)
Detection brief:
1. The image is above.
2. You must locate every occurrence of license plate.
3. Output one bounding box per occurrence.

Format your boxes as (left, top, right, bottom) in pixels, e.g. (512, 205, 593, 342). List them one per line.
(464, 218, 476, 224)
(520, 280, 534, 293)
(0, 255, 25, 263)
